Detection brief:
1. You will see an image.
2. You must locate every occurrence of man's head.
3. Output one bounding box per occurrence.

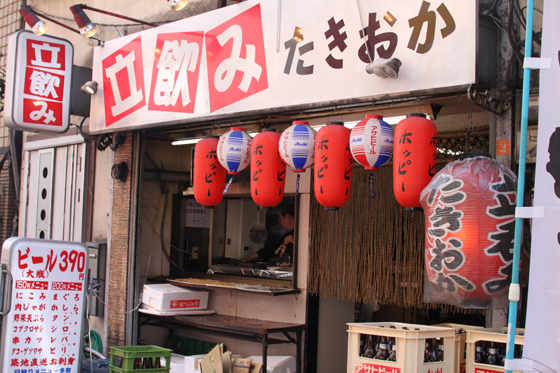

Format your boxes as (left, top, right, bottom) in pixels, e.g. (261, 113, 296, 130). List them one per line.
(278, 203, 295, 232)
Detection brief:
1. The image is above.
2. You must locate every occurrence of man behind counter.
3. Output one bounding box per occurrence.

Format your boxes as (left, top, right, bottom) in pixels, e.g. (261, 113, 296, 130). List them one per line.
(241, 203, 295, 263)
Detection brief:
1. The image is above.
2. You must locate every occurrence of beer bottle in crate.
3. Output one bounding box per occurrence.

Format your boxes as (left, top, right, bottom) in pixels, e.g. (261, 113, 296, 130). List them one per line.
(436, 338, 444, 361)
(424, 339, 437, 362)
(363, 335, 376, 358)
(475, 341, 485, 363)
(387, 337, 397, 362)
(374, 336, 389, 360)
(486, 342, 499, 365)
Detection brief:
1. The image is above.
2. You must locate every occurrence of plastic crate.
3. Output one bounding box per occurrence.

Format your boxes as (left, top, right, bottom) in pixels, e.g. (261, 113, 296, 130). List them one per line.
(166, 334, 219, 356)
(348, 322, 456, 373)
(109, 345, 172, 373)
(465, 327, 524, 373)
(435, 323, 484, 373)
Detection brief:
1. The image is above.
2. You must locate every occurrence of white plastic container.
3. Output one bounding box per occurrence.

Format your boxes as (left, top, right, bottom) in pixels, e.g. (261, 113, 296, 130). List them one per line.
(465, 327, 524, 373)
(347, 322, 455, 373)
(435, 323, 484, 373)
(142, 284, 209, 312)
(246, 356, 296, 373)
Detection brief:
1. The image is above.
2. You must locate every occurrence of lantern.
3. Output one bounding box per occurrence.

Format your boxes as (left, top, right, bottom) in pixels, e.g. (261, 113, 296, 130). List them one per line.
(393, 113, 437, 210)
(279, 121, 316, 172)
(314, 121, 353, 210)
(251, 129, 286, 207)
(193, 136, 227, 206)
(420, 156, 517, 308)
(350, 114, 394, 170)
(217, 127, 252, 175)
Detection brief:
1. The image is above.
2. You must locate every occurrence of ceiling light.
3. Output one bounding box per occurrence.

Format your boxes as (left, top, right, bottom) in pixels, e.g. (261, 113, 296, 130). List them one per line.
(81, 81, 98, 95)
(171, 138, 202, 146)
(293, 27, 303, 43)
(366, 58, 402, 79)
(168, 0, 189, 11)
(70, 5, 97, 38)
(19, 7, 47, 36)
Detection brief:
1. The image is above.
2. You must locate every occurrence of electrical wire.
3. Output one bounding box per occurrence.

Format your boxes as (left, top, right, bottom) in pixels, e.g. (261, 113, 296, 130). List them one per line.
(28, 6, 178, 27)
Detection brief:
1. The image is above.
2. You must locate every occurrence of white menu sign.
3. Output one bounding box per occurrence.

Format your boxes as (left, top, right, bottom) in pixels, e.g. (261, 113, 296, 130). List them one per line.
(0, 238, 88, 373)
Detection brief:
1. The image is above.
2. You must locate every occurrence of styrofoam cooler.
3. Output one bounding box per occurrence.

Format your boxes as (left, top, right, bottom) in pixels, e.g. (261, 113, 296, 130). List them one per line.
(142, 284, 209, 312)
(347, 322, 456, 373)
(246, 356, 296, 373)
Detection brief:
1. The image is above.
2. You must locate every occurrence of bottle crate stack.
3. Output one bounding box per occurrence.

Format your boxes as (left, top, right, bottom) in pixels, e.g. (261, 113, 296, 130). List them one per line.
(465, 327, 524, 373)
(347, 322, 456, 373)
(109, 345, 172, 372)
(435, 323, 484, 373)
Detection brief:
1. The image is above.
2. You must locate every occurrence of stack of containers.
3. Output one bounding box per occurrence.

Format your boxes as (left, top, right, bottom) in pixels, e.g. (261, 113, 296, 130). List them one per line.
(109, 345, 172, 372)
(465, 327, 525, 373)
(435, 323, 485, 373)
(347, 322, 456, 373)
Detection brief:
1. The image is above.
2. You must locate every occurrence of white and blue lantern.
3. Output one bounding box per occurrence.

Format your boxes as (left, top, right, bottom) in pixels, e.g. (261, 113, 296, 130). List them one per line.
(217, 127, 252, 175)
(279, 121, 317, 172)
(350, 114, 394, 171)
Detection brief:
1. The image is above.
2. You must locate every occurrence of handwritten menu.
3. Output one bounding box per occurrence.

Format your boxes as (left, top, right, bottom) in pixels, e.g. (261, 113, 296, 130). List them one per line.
(1, 238, 88, 373)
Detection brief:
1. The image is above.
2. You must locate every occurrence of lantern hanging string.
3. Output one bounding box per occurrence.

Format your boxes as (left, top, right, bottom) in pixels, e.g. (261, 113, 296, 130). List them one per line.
(370, 172, 374, 198)
(223, 177, 234, 195)
(296, 174, 300, 197)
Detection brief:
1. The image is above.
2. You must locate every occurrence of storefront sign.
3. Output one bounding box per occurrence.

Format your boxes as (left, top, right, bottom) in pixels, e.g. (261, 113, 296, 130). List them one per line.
(90, 0, 476, 133)
(523, 1, 560, 372)
(355, 363, 400, 373)
(0, 238, 88, 373)
(4, 31, 73, 133)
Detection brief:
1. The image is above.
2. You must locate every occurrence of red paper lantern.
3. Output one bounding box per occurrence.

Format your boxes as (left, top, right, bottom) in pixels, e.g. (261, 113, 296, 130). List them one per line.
(393, 113, 437, 210)
(314, 122, 353, 210)
(420, 156, 517, 308)
(193, 136, 226, 206)
(251, 129, 286, 207)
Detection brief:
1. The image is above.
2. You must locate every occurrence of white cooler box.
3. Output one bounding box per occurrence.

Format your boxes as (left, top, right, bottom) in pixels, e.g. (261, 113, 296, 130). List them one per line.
(142, 284, 209, 312)
(246, 356, 296, 373)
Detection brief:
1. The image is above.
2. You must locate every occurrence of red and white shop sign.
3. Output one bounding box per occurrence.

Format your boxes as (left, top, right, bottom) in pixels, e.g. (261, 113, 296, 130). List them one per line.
(170, 299, 200, 309)
(4, 30, 73, 133)
(0, 237, 88, 373)
(102, 35, 146, 127)
(90, 0, 477, 133)
(148, 31, 204, 114)
(205, 4, 267, 112)
(355, 363, 400, 373)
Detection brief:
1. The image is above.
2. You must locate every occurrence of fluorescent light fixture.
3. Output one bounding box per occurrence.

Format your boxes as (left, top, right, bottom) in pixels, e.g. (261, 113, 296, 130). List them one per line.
(171, 138, 202, 146)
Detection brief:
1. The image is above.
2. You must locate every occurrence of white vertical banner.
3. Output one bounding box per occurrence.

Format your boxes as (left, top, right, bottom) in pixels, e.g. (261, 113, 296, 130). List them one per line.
(522, 2, 560, 372)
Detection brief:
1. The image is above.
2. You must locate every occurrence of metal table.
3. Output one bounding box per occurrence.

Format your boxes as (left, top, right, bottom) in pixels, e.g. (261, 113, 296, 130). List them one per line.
(140, 314, 305, 373)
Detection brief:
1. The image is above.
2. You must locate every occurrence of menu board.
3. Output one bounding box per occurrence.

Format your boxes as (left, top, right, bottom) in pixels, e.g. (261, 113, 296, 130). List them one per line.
(185, 199, 211, 228)
(0, 238, 88, 373)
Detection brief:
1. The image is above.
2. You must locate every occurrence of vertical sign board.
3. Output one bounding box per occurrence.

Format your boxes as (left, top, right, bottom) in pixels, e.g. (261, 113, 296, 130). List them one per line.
(0, 238, 88, 373)
(522, 1, 560, 372)
(3, 30, 73, 133)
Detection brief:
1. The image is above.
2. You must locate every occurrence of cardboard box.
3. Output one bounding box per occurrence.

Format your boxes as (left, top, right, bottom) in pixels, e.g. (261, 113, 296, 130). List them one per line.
(142, 284, 209, 312)
(246, 356, 296, 373)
